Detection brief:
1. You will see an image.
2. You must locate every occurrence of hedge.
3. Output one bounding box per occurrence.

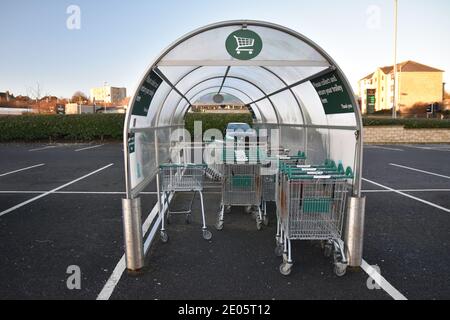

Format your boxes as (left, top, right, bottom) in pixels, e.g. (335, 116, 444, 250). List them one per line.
(184, 113, 254, 138)
(363, 117, 450, 129)
(1, 113, 449, 143)
(0, 114, 125, 142)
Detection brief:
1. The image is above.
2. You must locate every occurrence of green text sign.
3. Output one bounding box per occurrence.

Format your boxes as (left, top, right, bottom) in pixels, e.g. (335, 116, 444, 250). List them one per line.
(311, 70, 355, 115)
(226, 29, 263, 60)
(132, 70, 163, 117)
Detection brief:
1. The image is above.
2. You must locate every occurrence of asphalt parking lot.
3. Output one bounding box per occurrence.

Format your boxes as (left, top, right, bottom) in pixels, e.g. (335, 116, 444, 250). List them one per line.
(0, 142, 449, 300)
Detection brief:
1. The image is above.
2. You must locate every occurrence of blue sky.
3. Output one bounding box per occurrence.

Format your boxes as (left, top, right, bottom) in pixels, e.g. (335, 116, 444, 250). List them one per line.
(0, 0, 448, 98)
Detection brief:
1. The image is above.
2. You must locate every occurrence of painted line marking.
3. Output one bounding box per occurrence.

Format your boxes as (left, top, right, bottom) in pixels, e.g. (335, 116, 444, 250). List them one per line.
(365, 146, 404, 152)
(0, 164, 114, 218)
(0, 189, 449, 195)
(29, 146, 57, 152)
(75, 144, 104, 152)
(361, 260, 407, 300)
(390, 163, 450, 180)
(0, 164, 45, 177)
(97, 193, 172, 301)
(362, 189, 450, 193)
(363, 178, 450, 213)
(402, 145, 450, 152)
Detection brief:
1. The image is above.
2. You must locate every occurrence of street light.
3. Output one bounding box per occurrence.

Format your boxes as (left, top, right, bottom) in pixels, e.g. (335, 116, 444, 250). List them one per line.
(393, 0, 399, 119)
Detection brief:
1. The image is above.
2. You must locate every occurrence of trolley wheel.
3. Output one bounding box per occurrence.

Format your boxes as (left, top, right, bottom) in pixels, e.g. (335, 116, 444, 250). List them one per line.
(256, 218, 263, 231)
(160, 231, 169, 243)
(324, 244, 333, 258)
(215, 220, 224, 231)
(279, 263, 293, 276)
(185, 214, 191, 224)
(202, 229, 213, 241)
(263, 215, 269, 227)
(274, 245, 283, 257)
(245, 206, 253, 214)
(334, 263, 347, 277)
(224, 206, 232, 214)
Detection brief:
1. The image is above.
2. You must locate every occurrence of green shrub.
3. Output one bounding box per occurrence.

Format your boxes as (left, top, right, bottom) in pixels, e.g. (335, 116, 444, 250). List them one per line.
(0, 114, 125, 142)
(184, 113, 254, 138)
(363, 117, 450, 129)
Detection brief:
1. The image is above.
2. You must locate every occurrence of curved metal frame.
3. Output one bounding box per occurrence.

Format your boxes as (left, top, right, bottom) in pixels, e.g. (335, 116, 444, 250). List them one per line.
(124, 20, 364, 199)
(171, 85, 266, 124)
(172, 75, 281, 126)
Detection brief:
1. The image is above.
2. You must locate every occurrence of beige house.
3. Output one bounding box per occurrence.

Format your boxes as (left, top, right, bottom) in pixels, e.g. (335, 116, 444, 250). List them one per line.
(359, 61, 444, 114)
(90, 85, 127, 104)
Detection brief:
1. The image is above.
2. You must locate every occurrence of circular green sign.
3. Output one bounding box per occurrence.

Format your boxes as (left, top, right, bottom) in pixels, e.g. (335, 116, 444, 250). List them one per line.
(226, 29, 263, 60)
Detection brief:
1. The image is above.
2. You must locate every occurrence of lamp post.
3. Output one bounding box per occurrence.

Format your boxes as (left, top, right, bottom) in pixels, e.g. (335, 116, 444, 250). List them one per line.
(393, 0, 399, 119)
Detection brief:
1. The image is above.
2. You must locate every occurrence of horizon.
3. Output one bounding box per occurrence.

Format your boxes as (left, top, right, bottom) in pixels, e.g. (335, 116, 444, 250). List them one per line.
(0, 0, 449, 98)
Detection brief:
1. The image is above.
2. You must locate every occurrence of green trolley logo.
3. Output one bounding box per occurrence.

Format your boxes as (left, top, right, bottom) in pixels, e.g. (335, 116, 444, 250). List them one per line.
(226, 29, 263, 60)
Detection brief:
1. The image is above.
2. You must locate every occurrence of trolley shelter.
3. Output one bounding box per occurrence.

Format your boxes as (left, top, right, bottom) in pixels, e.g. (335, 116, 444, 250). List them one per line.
(122, 20, 366, 274)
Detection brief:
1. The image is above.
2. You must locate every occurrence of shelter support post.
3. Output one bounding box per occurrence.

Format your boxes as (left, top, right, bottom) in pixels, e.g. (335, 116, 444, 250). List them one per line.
(122, 197, 145, 271)
(344, 196, 366, 267)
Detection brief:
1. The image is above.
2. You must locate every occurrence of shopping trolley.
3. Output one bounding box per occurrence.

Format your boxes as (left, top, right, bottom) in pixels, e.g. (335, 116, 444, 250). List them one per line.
(275, 164, 353, 276)
(216, 147, 264, 231)
(234, 35, 255, 55)
(260, 151, 307, 225)
(158, 163, 212, 242)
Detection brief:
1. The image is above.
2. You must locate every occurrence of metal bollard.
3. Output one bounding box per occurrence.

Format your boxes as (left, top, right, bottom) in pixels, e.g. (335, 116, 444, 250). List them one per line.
(122, 197, 144, 271)
(345, 196, 366, 267)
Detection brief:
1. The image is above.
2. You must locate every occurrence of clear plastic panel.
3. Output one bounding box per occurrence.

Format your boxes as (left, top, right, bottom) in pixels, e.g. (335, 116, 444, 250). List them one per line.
(305, 128, 329, 165)
(266, 66, 328, 86)
(175, 66, 228, 93)
(328, 129, 357, 172)
(291, 82, 328, 126)
(156, 89, 183, 126)
(269, 90, 303, 124)
(157, 66, 200, 85)
(227, 66, 285, 93)
(130, 130, 156, 190)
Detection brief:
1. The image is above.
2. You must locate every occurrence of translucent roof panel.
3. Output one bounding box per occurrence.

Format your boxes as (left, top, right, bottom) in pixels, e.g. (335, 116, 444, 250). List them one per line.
(269, 90, 304, 125)
(158, 25, 329, 66)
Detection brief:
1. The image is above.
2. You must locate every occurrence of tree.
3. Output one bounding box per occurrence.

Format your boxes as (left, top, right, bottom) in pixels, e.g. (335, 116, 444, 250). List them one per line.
(71, 91, 88, 103)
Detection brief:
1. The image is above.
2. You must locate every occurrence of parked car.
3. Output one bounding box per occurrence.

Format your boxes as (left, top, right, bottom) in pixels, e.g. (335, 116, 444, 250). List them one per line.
(225, 122, 257, 144)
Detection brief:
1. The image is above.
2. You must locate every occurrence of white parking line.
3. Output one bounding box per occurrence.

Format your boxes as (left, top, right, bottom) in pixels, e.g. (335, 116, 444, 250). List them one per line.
(29, 146, 57, 152)
(0, 164, 114, 218)
(0, 164, 45, 177)
(75, 145, 104, 152)
(365, 146, 404, 152)
(363, 189, 450, 193)
(402, 145, 450, 152)
(97, 194, 171, 300)
(363, 178, 450, 213)
(361, 260, 407, 300)
(390, 163, 450, 180)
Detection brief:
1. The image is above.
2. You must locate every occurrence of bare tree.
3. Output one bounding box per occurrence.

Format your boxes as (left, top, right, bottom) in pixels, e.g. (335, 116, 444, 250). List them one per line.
(27, 82, 43, 114)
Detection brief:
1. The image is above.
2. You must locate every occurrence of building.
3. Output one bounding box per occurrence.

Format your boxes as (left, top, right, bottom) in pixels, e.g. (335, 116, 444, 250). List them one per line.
(0, 91, 13, 103)
(90, 85, 127, 104)
(359, 61, 444, 114)
(65, 103, 96, 115)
